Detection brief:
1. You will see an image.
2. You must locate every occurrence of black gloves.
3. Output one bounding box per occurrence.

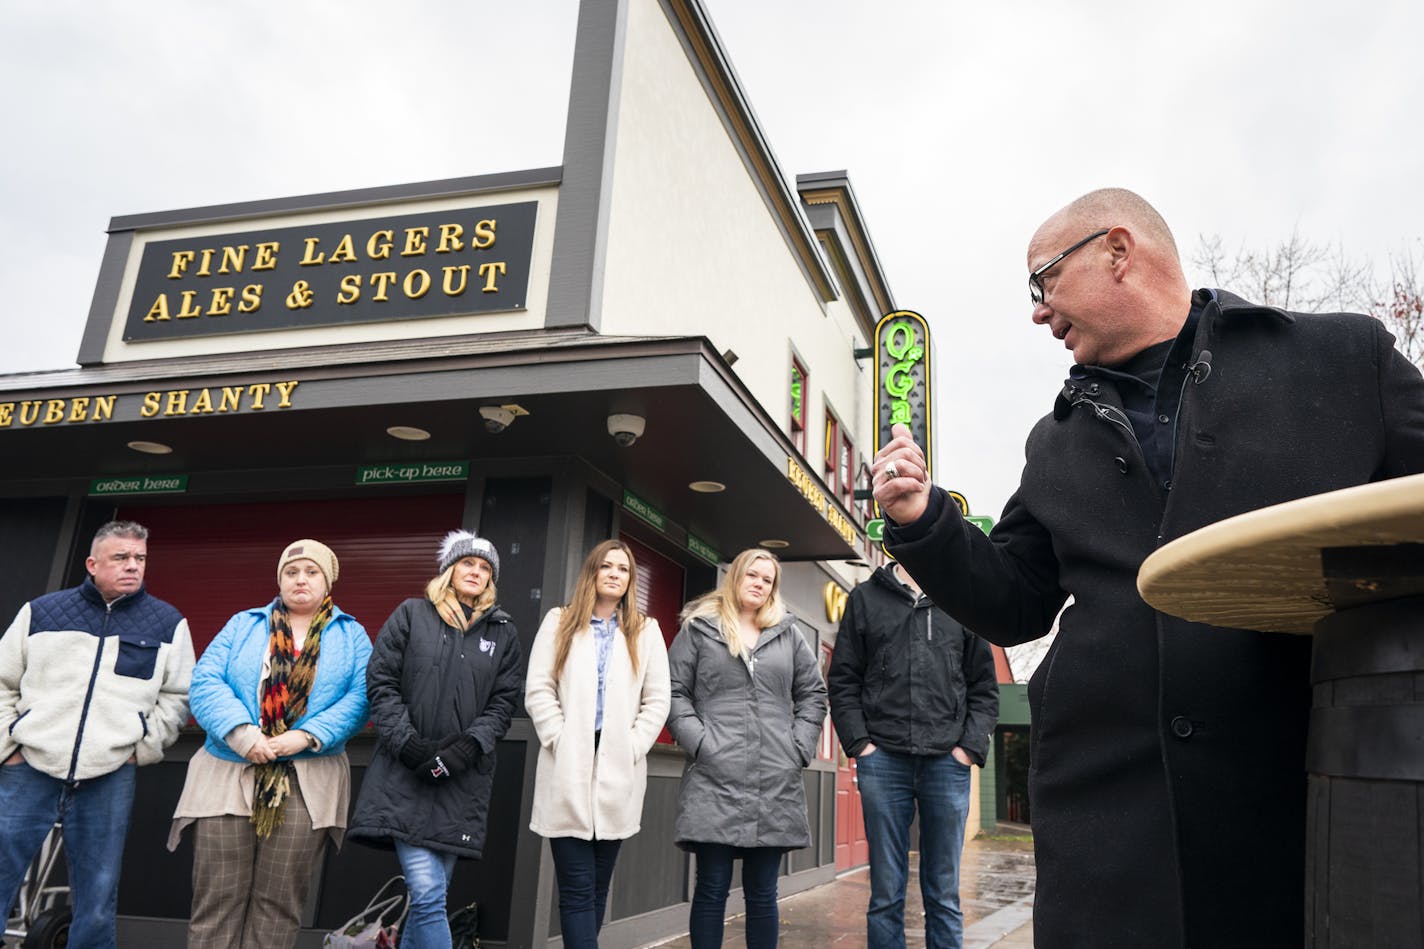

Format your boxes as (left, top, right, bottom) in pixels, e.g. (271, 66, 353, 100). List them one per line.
(399, 736, 438, 770)
(438, 735, 480, 773)
(415, 734, 481, 784)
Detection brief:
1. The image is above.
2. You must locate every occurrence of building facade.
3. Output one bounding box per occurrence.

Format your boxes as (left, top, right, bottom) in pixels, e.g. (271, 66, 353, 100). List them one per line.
(0, 1, 911, 946)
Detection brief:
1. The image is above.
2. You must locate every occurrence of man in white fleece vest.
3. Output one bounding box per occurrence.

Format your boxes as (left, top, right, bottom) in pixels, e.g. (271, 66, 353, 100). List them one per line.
(0, 520, 194, 949)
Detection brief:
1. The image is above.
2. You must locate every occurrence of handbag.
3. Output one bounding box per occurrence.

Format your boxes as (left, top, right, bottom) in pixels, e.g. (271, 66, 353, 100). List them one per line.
(449, 900, 481, 949)
(323, 875, 408, 949)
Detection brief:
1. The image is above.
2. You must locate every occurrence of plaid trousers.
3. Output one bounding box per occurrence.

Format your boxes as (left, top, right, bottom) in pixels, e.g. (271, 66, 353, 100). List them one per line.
(188, 777, 328, 949)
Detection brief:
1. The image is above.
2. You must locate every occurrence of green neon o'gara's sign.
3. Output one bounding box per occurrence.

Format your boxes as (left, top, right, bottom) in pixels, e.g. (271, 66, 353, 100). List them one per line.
(873, 310, 933, 479)
(883, 322, 923, 422)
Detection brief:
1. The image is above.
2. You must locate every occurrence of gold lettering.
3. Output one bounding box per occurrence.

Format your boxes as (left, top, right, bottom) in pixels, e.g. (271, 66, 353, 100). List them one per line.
(337, 274, 362, 304)
(403, 270, 431, 299)
(285, 281, 313, 310)
(92, 396, 115, 421)
(370, 272, 398, 302)
(43, 401, 65, 424)
(168, 251, 195, 279)
(208, 287, 234, 316)
(18, 401, 41, 426)
(300, 237, 325, 266)
(237, 285, 262, 313)
(367, 230, 393, 260)
(253, 242, 280, 270)
(176, 290, 203, 319)
(328, 234, 357, 264)
(402, 227, 429, 257)
(442, 265, 470, 296)
(824, 582, 848, 623)
(67, 398, 90, 422)
(274, 380, 299, 407)
(164, 390, 190, 416)
(478, 261, 506, 292)
(144, 294, 171, 322)
(219, 387, 243, 412)
(472, 219, 496, 249)
(190, 389, 214, 414)
(218, 245, 248, 274)
(0, 403, 11, 427)
(196, 248, 216, 277)
(248, 383, 271, 409)
(437, 223, 464, 253)
(141, 393, 161, 418)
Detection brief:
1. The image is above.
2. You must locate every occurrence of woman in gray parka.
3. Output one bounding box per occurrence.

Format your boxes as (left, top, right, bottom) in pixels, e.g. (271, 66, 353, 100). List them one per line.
(666, 548, 827, 949)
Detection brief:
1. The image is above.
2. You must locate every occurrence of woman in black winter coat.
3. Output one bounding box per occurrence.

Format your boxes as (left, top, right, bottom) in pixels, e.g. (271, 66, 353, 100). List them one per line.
(348, 531, 524, 949)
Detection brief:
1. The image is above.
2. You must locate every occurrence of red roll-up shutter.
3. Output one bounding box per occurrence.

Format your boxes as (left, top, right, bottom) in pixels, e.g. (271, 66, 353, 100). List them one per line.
(620, 534, 686, 745)
(118, 494, 464, 655)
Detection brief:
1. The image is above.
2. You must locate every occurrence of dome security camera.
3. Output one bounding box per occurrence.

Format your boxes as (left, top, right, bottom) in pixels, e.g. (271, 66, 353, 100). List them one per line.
(607, 413, 646, 447)
(480, 405, 516, 434)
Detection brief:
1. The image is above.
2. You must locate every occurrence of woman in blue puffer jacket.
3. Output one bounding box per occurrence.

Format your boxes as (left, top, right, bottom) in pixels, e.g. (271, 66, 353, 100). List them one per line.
(168, 539, 372, 949)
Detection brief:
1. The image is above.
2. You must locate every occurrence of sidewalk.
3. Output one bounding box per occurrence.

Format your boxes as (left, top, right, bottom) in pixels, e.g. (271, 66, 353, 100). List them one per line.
(647, 826, 1035, 948)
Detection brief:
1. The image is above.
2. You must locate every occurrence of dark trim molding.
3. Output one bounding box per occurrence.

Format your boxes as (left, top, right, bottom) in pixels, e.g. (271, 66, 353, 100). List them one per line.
(77, 230, 136, 366)
(544, 0, 629, 331)
(107, 167, 562, 233)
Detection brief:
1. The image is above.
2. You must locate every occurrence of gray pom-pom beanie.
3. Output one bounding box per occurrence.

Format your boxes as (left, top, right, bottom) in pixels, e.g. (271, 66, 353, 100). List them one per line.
(438, 530, 500, 583)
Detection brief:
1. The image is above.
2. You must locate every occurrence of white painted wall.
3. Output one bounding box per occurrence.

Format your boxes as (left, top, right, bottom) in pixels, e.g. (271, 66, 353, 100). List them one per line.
(599, 0, 873, 573)
(98, 185, 559, 363)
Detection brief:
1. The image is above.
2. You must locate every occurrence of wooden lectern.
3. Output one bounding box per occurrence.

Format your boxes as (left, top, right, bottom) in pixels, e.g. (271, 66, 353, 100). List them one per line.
(1139, 472, 1424, 947)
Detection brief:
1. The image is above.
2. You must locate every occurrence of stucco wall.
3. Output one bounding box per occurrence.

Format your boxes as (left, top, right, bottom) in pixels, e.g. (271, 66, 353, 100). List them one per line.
(598, 0, 873, 551)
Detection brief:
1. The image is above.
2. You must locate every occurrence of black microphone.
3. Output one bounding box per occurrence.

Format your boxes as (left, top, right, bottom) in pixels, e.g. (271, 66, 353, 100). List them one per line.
(1189, 349, 1213, 383)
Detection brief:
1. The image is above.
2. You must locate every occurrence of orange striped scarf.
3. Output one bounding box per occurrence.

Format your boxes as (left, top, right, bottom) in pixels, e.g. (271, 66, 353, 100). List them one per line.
(252, 595, 331, 838)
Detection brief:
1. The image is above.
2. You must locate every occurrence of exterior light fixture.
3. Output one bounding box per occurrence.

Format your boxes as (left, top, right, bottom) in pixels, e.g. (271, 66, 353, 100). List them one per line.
(386, 426, 431, 441)
(758, 538, 789, 549)
(689, 480, 726, 493)
(126, 440, 173, 455)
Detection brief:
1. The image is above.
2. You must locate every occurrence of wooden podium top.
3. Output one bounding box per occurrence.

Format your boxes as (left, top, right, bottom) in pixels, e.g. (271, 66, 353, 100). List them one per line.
(1137, 473, 1424, 634)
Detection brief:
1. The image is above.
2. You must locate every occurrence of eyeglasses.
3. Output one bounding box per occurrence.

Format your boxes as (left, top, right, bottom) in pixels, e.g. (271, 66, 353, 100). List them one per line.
(1028, 229, 1110, 305)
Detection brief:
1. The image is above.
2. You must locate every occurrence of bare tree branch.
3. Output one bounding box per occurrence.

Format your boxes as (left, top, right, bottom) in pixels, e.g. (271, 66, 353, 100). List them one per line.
(1189, 231, 1422, 371)
(1371, 244, 1424, 368)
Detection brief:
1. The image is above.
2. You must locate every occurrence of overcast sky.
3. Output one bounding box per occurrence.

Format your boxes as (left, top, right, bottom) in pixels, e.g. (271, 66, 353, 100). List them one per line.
(4, 0, 1422, 518)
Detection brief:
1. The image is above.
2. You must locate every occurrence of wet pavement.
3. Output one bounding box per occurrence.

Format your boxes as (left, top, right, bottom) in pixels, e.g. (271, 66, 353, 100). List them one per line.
(645, 827, 1036, 948)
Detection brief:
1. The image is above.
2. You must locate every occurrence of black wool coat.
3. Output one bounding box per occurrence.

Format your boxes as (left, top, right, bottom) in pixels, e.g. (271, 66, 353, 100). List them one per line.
(348, 598, 524, 859)
(889, 290, 1424, 949)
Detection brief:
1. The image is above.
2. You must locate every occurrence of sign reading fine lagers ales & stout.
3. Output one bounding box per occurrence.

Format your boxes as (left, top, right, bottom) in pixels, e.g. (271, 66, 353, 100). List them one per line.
(123, 202, 537, 341)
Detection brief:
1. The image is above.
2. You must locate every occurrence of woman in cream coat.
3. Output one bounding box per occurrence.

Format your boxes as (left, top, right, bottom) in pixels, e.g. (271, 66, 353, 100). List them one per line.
(525, 539, 671, 948)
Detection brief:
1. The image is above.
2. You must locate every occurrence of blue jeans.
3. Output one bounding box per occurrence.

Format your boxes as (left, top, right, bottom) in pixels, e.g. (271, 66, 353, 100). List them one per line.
(689, 843, 782, 949)
(395, 841, 458, 949)
(548, 836, 622, 947)
(856, 748, 972, 949)
(0, 758, 136, 949)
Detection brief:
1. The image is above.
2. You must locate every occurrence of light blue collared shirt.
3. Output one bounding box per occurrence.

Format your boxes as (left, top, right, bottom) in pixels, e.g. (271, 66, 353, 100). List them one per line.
(591, 612, 619, 732)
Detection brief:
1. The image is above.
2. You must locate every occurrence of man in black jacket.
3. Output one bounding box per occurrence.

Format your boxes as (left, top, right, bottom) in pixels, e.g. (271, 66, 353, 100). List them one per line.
(872, 188, 1424, 948)
(828, 562, 998, 949)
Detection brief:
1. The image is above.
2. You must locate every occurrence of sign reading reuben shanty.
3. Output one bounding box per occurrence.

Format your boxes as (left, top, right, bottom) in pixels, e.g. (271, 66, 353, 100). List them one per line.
(123, 201, 537, 341)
